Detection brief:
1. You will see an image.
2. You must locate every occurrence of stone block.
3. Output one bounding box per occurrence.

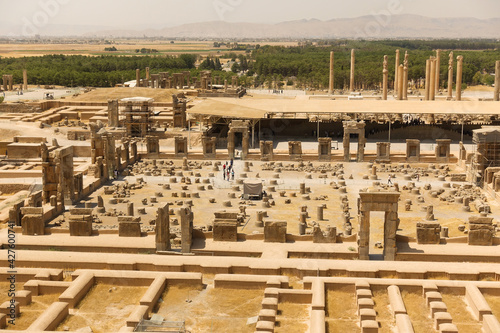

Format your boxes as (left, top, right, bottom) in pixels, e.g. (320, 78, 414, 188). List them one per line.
(21, 214, 45, 235)
(119, 221, 141, 237)
(416, 222, 441, 244)
(264, 221, 287, 243)
(213, 221, 238, 242)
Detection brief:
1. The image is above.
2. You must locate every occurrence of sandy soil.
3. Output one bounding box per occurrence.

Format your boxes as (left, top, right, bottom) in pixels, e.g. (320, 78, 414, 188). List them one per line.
(440, 293, 482, 333)
(325, 285, 358, 332)
(56, 284, 148, 333)
(155, 285, 262, 333)
(69, 87, 178, 102)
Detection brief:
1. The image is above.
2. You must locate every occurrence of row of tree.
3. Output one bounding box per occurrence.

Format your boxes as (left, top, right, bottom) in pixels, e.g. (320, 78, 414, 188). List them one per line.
(0, 40, 498, 89)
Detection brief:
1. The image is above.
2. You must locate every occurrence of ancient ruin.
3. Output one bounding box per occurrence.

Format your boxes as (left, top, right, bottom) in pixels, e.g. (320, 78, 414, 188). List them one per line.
(0, 47, 499, 333)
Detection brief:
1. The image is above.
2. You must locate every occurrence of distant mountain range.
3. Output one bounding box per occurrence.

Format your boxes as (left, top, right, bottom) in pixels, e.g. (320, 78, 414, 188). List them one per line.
(82, 15, 500, 39)
(3, 15, 500, 39)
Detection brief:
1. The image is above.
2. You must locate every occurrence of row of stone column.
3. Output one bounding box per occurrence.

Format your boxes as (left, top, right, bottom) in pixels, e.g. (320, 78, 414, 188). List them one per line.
(1, 70, 28, 92)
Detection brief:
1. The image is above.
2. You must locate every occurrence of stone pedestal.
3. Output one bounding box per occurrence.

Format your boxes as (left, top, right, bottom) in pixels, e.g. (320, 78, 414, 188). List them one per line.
(213, 221, 238, 242)
(416, 222, 441, 244)
(69, 215, 93, 236)
(264, 221, 287, 243)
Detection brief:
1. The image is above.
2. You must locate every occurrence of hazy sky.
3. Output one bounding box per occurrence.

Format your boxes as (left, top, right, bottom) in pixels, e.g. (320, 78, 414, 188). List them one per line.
(2, 0, 499, 29)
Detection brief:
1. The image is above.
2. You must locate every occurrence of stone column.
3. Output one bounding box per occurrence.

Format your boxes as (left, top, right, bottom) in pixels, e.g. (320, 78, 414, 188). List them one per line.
(429, 58, 436, 101)
(136, 69, 140, 87)
(2, 76, 7, 91)
(383, 211, 398, 261)
(224, 79, 228, 92)
(242, 131, 249, 160)
(23, 69, 28, 90)
(403, 51, 409, 100)
(329, 51, 334, 94)
(397, 65, 404, 100)
(382, 55, 388, 100)
(350, 49, 355, 92)
(227, 130, 235, 159)
(358, 210, 370, 260)
(456, 56, 464, 101)
(107, 99, 119, 127)
(425, 59, 431, 101)
(156, 204, 170, 251)
(146, 67, 150, 80)
(127, 203, 134, 216)
(317, 205, 324, 221)
(447, 52, 454, 100)
(394, 49, 400, 90)
(180, 206, 193, 254)
(494, 60, 500, 102)
(435, 49, 441, 94)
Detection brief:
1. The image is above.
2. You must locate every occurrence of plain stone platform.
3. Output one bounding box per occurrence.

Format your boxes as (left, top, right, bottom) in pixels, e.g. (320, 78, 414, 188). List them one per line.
(397, 242, 500, 263)
(7, 250, 500, 280)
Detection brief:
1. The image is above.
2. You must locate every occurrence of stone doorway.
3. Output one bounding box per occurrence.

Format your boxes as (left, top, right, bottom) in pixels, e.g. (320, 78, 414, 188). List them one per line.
(343, 121, 366, 162)
(358, 190, 400, 261)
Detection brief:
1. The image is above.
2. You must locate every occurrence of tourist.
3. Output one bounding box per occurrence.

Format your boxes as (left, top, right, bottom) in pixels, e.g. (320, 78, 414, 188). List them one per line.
(114, 169, 118, 179)
(231, 169, 234, 180)
(223, 169, 226, 180)
(223, 162, 226, 174)
(227, 169, 230, 180)
(387, 175, 392, 185)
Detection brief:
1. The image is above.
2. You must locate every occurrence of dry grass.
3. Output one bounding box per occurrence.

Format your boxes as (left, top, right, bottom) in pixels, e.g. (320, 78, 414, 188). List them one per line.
(5, 293, 60, 330)
(275, 303, 310, 333)
(155, 285, 263, 333)
(441, 293, 482, 333)
(372, 288, 395, 333)
(325, 286, 358, 332)
(56, 284, 148, 333)
(400, 290, 435, 333)
(484, 293, 500, 319)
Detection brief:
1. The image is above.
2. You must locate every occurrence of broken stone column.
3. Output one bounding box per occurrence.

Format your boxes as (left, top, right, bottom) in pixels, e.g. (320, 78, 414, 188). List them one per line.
(23, 69, 28, 90)
(394, 49, 400, 90)
(127, 203, 134, 216)
(300, 183, 306, 195)
(429, 57, 436, 101)
(495, 60, 500, 102)
(255, 211, 264, 227)
(447, 52, 454, 100)
(403, 51, 409, 100)
(156, 203, 170, 251)
(435, 49, 441, 94)
(350, 49, 355, 92)
(107, 99, 119, 127)
(146, 67, 150, 81)
(397, 65, 404, 100)
(180, 206, 193, 253)
(425, 59, 431, 101)
(456, 56, 464, 101)
(329, 51, 334, 94)
(317, 205, 324, 221)
(382, 55, 388, 100)
(426, 205, 435, 221)
(136, 69, 140, 87)
(96, 196, 105, 213)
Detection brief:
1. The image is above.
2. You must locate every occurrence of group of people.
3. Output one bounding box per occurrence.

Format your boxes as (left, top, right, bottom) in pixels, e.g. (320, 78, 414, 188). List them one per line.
(222, 159, 235, 181)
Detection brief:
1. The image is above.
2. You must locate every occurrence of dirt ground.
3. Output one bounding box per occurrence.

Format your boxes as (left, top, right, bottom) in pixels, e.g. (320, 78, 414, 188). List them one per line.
(69, 87, 178, 102)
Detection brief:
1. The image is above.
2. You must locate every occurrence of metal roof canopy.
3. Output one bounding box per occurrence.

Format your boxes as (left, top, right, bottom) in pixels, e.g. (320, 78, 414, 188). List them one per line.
(187, 98, 500, 121)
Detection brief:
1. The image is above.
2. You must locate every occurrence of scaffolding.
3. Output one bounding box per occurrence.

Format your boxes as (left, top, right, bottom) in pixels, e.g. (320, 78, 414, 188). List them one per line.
(470, 127, 500, 185)
(121, 97, 155, 138)
(133, 319, 185, 332)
